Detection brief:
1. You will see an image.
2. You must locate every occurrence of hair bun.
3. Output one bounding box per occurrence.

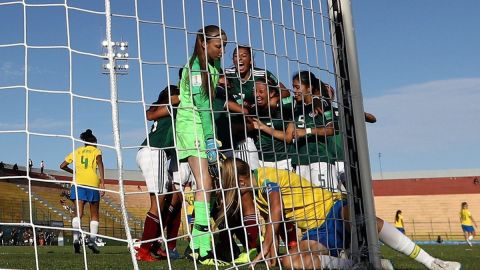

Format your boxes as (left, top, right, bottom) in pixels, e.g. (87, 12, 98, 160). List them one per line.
(85, 129, 93, 135)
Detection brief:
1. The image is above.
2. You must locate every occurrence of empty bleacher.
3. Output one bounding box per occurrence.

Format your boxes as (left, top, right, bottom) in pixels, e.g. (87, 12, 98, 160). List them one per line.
(375, 194, 479, 241)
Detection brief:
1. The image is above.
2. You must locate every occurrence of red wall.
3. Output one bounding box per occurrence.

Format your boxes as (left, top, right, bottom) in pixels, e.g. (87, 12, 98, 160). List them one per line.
(373, 176, 480, 196)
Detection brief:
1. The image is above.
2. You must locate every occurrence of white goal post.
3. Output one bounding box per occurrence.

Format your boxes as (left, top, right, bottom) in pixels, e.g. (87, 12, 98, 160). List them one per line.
(0, 0, 377, 269)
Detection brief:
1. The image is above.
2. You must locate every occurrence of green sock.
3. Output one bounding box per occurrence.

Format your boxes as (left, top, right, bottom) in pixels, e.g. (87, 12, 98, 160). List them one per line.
(192, 201, 211, 257)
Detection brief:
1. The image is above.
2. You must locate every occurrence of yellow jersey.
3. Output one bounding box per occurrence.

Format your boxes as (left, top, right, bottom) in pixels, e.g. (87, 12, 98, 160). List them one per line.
(460, 209, 473, 226)
(394, 214, 404, 228)
(254, 167, 342, 230)
(65, 145, 102, 187)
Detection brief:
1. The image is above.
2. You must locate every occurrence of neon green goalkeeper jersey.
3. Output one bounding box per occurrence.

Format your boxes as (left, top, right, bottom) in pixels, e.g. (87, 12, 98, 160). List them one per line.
(175, 57, 220, 160)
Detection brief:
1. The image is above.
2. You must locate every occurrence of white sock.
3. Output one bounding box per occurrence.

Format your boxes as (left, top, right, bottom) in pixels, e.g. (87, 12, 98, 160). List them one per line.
(320, 255, 353, 269)
(379, 221, 434, 268)
(90, 220, 99, 242)
(72, 217, 80, 242)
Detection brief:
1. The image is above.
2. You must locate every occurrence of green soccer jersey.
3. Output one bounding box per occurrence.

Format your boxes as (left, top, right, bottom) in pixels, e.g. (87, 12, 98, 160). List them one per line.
(254, 111, 290, 162)
(141, 115, 175, 149)
(225, 67, 279, 105)
(289, 101, 333, 166)
(212, 86, 234, 150)
(327, 108, 345, 162)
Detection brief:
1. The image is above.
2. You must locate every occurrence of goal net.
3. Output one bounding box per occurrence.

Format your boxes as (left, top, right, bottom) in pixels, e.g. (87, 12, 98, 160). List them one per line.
(0, 0, 377, 269)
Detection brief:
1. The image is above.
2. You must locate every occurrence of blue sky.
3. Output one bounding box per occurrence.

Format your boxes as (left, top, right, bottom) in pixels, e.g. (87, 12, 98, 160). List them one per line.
(0, 0, 479, 175)
(353, 1, 480, 172)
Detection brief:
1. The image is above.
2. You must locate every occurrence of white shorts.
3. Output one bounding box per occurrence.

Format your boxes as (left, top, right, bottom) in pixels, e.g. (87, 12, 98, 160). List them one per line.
(136, 147, 169, 193)
(336, 161, 345, 174)
(260, 159, 292, 171)
(172, 162, 195, 189)
(235, 137, 260, 170)
(296, 162, 340, 191)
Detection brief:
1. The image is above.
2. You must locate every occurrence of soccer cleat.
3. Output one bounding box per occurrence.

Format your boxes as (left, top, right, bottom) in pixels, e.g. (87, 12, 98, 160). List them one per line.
(234, 249, 258, 264)
(73, 240, 81, 254)
(429, 259, 461, 270)
(88, 241, 100, 254)
(155, 247, 182, 260)
(136, 248, 159, 262)
(185, 247, 199, 261)
(198, 250, 230, 266)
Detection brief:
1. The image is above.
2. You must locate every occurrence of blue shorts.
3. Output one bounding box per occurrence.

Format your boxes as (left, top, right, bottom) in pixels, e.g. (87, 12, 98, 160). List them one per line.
(462, 225, 475, 233)
(301, 200, 348, 257)
(396, 227, 405, 234)
(70, 186, 100, 203)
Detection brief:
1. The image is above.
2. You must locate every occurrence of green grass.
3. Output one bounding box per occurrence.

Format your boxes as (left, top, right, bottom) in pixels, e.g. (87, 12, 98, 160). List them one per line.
(381, 244, 479, 270)
(0, 243, 478, 269)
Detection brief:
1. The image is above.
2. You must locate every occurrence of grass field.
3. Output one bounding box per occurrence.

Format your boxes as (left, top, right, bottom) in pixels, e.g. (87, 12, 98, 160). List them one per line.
(0, 243, 478, 269)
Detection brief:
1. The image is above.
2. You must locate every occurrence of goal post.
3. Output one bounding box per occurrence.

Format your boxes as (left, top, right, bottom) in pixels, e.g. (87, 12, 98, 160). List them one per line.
(328, 0, 381, 268)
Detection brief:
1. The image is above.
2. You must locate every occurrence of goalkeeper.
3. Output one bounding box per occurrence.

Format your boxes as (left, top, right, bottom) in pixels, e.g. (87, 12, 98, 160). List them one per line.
(175, 25, 229, 266)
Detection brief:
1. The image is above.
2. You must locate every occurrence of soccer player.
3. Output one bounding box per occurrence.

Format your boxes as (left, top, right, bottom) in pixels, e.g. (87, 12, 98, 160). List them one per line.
(225, 45, 291, 170)
(60, 129, 104, 254)
(460, 202, 477, 246)
(135, 84, 180, 261)
(175, 25, 228, 266)
(290, 71, 337, 188)
(250, 77, 293, 170)
(220, 158, 462, 270)
(395, 210, 406, 234)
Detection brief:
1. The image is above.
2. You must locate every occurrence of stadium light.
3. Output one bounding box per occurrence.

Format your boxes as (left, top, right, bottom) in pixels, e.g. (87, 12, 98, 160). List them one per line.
(101, 39, 129, 75)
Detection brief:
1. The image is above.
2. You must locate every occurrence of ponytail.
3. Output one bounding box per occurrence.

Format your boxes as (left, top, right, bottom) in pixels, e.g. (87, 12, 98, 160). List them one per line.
(215, 158, 250, 226)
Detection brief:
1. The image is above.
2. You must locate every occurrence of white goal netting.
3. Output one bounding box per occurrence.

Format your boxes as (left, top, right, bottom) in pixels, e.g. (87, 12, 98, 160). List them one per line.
(0, 0, 371, 269)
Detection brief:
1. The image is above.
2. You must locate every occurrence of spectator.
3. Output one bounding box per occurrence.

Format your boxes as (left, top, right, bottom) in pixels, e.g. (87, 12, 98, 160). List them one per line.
(45, 231, 54, 245)
(38, 230, 45, 246)
(29, 159, 33, 172)
(23, 230, 30, 246)
(40, 160, 45, 174)
(11, 228, 19, 245)
(0, 161, 4, 171)
(13, 163, 19, 174)
(473, 178, 479, 185)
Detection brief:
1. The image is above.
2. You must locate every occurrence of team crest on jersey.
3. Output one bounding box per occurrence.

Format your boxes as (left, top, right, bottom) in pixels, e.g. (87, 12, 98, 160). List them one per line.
(192, 75, 202, 87)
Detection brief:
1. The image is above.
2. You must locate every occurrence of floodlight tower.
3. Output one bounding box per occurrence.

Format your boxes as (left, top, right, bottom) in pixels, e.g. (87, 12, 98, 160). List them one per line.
(101, 40, 129, 75)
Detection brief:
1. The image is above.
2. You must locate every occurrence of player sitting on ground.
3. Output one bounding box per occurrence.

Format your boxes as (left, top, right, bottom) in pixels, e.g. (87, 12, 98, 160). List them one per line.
(219, 157, 462, 270)
(60, 129, 105, 254)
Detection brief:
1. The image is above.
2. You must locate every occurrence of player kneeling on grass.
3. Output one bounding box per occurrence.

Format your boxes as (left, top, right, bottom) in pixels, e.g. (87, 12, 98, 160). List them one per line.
(60, 129, 105, 254)
(219, 157, 461, 270)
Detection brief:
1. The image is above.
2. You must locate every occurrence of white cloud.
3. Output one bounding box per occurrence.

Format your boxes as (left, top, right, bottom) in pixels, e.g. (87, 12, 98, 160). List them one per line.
(364, 78, 480, 171)
(0, 61, 24, 79)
